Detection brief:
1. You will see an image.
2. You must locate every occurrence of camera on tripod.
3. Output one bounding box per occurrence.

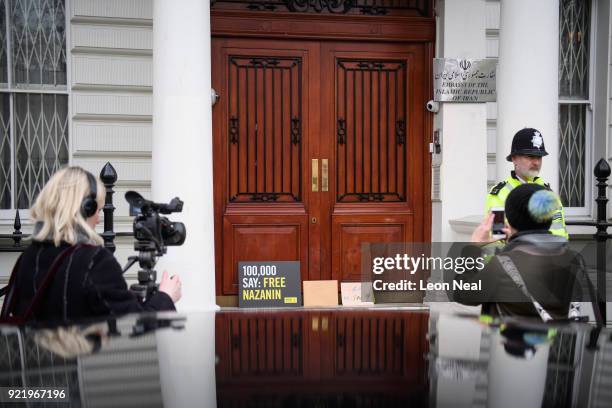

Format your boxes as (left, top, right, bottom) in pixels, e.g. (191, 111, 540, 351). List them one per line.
(123, 191, 186, 302)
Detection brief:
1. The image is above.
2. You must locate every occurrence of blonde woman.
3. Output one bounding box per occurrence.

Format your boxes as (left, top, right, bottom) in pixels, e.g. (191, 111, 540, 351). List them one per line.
(2, 167, 181, 323)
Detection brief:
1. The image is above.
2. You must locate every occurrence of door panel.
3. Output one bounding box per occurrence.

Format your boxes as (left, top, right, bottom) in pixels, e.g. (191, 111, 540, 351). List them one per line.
(222, 215, 309, 294)
(226, 55, 304, 203)
(320, 43, 427, 284)
(331, 214, 411, 282)
(213, 40, 320, 295)
(335, 59, 408, 203)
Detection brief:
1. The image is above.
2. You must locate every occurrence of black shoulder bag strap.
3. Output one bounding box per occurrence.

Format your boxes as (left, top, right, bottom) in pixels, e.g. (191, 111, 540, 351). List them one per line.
(0, 244, 90, 324)
(496, 255, 554, 322)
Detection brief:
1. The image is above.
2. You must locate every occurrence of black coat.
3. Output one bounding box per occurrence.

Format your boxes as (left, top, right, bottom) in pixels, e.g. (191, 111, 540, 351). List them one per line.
(7, 241, 175, 323)
(453, 231, 583, 319)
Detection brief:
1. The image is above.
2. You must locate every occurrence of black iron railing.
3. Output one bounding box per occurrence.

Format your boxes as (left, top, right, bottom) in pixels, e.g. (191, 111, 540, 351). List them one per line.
(566, 158, 612, 324)
(0, 162, 124, 254)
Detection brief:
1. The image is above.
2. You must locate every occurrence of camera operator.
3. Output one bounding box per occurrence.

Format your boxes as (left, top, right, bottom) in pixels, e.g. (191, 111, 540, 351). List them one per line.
(454, 183, 583, 320)
(1, 167, 181, 323)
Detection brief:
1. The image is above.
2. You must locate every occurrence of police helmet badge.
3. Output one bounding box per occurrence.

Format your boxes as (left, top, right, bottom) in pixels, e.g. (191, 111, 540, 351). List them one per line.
(531, 131, 543, 150)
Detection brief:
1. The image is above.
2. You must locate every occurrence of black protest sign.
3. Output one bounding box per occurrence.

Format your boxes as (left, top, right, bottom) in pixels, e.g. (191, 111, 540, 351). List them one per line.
(238, 261, 302, 308)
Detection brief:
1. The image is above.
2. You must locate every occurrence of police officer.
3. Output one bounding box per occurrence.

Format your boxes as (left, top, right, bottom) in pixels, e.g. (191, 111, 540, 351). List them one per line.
(485, 128, 568, 239)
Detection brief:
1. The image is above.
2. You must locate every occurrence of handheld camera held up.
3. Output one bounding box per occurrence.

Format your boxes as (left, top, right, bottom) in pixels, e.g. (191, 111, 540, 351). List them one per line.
(123, 191, 186, 302)
(491, 206, 505, 240)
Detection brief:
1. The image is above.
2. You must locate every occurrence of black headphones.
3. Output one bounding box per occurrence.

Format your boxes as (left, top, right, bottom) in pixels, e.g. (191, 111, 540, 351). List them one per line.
(81, 171, 98, 218)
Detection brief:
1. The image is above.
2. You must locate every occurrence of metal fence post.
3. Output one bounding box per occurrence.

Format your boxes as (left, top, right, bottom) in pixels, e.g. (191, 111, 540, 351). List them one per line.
(565, 158, 612, 325)
(100, 162, 118, 253)
(594, 159, 611, 323)
(12, 210, 22, 247)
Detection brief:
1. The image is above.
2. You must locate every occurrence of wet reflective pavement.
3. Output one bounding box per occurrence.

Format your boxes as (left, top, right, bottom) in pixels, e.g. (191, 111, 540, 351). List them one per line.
(0, 308, 610, 407)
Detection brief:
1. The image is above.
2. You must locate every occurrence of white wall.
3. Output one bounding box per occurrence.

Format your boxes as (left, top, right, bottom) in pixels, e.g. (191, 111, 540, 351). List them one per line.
(435, 0, 489, 242)
(485, 0, 500, 189)
(71, 0, 155, 276)
(605, 0, 612, 218)
(0, 0, 153, 283)
(497, 0, 560, 192)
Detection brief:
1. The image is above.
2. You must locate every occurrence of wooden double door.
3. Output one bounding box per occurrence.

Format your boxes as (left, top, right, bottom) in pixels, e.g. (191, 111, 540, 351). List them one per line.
(212, 39, 430, 296)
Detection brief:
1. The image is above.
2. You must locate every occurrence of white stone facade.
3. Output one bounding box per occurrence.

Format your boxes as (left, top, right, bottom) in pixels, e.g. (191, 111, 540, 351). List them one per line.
(0, 0, 154, 285)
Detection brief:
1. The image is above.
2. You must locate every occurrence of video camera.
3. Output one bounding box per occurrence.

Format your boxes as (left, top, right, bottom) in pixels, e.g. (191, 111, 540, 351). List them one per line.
(123, 191, 186, 302)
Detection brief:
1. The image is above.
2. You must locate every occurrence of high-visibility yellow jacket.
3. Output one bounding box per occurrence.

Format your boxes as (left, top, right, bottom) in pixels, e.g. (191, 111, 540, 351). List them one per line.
(485, 171, 569, 239)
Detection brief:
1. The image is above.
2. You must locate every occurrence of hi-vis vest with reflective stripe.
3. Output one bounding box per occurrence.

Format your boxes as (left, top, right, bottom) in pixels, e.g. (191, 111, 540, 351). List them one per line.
(485, 173, 569, 239)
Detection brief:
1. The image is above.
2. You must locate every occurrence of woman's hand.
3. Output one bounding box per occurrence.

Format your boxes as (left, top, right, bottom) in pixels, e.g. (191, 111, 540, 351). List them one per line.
(471, 213, 510, 243)
(159, 271, 182, 303)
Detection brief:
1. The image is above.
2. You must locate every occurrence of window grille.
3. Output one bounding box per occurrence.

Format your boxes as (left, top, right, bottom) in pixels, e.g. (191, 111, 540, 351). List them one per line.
(559, 105, 586, 207)
(559, 0, 590, 99)
(558, 0, 590, 209)
(0, 0, 68, 210)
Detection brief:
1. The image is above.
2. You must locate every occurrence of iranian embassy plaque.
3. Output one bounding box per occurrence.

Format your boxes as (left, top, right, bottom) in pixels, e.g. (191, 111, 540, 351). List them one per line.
(434, 58, 497, 102)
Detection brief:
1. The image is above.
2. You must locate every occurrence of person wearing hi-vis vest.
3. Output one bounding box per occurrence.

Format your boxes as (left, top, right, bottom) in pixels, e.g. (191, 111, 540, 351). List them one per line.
(485, 128, 568, 240)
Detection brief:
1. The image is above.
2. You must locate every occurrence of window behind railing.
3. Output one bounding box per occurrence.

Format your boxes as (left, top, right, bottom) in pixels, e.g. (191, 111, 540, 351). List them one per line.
(558, 0, 591, 212)
(0, 0, 67, 211)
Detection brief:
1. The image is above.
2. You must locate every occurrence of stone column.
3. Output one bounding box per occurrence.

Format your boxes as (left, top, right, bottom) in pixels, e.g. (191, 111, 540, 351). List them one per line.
(152, 0, 216, 310)
(497, 0, 559, 188)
